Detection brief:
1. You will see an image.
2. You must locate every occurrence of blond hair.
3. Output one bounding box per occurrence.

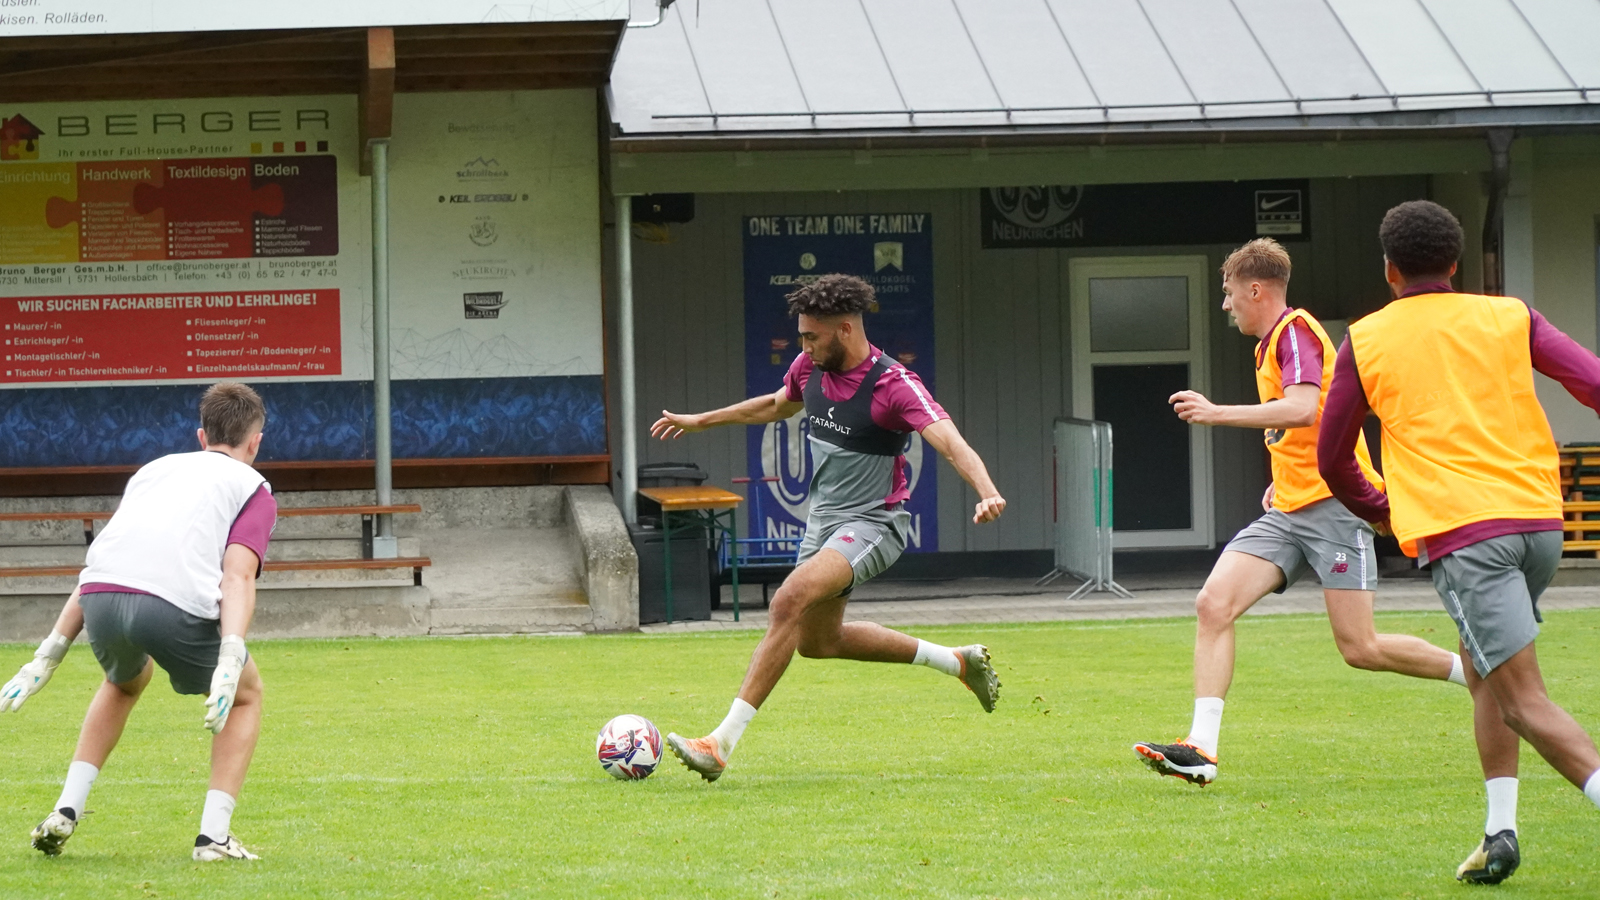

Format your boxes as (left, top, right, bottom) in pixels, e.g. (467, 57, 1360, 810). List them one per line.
(1221, 238, 1292, 284)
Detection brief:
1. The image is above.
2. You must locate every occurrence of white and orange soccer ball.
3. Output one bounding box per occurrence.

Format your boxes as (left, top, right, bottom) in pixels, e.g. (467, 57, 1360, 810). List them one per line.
(596, 714, 663, 780)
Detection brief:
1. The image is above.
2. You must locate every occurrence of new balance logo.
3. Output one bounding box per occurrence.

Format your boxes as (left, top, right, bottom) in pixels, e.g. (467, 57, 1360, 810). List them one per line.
(1331, 563, 1349, 574)
(838, 535, 856, 544)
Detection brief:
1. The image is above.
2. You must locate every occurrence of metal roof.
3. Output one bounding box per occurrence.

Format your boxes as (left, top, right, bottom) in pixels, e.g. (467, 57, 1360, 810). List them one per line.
(609, 0, 1600, 143)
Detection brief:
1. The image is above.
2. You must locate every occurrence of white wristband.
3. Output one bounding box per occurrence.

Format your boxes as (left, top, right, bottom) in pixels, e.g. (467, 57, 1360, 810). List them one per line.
(219, 635, 247, 660)
(36, 631, 71, 663)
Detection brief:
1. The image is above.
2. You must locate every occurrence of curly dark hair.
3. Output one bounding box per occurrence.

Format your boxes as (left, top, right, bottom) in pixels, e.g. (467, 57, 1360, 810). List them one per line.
(785, 273, 875, 318)
(1379, 200, 1463, 280)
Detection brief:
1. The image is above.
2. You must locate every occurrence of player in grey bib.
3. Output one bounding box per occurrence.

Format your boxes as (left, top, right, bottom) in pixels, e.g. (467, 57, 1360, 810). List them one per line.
(651, 273, 1007, 783)
(795, 354, 915, 591)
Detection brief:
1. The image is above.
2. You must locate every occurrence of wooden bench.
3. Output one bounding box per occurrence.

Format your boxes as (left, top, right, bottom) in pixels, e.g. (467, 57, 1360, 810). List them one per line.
(0, 511, 113, 546)
(1560, 446, 1600, 555)
(0, 503, 430, 584)
(0, 557, 433, 587)
(276, 504, 423, 559)
(0, 503, 422, 552)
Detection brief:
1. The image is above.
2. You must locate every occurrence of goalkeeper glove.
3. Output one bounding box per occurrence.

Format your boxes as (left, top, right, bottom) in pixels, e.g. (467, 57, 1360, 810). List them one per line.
(203, 635, 247, 735)
(0, 632, 72, 713)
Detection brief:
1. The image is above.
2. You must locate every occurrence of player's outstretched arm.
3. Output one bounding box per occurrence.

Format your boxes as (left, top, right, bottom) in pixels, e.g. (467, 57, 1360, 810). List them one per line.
(650, 388, 803, 440)
(204, 543, 258, 735)
(919, 419, 1006, 524)
(1169, 384, 1319, 430)
(0, 588, 85, 713)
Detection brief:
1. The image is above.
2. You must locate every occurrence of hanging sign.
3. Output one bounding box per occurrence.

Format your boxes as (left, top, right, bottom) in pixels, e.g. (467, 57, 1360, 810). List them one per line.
(980, 179, 1311, 249)
(743, 212, 939, 554)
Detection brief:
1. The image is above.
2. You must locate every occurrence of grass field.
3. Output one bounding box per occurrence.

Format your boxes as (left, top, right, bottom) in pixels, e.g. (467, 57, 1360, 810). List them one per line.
(3, 609, 1600, 899)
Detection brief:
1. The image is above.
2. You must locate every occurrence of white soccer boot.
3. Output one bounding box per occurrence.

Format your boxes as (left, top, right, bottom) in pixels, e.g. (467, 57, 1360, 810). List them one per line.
(193, 833, 260, 861)
(30, 808, 77, 856)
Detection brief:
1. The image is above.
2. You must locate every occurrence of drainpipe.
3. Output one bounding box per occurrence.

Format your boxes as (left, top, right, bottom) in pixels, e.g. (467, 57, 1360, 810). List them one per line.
(1482, 128, 1514, 297)
(627, 0, 674, 28)
(371, 139, 398, 557)
(616, 194, 638, 524)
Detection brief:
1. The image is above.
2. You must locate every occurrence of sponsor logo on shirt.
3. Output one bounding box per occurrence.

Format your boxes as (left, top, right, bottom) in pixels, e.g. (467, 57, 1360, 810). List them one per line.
(809, 414, 852, 435)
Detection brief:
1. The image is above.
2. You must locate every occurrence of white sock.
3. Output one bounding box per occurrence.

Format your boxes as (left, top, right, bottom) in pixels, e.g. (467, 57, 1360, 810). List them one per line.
(1448, 654, 1468, 687)
(1186, 698, 1225, 758)
(200, 790, 237, 844)
(709, 698, 758, 758)
(1484, 777, 1518, 835)
(54, 760, 99, 819)
(913, 640, 962, 677)
(1584, 769, 1600, 811)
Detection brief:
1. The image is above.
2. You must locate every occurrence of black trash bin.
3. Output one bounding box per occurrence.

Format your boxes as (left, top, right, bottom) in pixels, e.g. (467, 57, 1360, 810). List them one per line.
(630, 522, 712, 624)
(637, 462, 708, 487)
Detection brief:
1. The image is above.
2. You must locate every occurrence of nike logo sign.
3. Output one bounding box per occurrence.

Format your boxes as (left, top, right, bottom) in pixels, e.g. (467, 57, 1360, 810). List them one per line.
(1259, 195, 1296, 210)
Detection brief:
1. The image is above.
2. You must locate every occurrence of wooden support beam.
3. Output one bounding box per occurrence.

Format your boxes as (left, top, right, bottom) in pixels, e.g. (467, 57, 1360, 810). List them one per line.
(359, 26, 396, 175)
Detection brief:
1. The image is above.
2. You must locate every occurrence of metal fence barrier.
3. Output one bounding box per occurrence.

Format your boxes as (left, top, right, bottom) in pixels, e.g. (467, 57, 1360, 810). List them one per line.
(1037, 418, 1132, 598)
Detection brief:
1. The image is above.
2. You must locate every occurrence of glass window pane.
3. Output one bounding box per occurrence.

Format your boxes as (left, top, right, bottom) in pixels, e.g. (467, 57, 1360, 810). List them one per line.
(1089, 275, 1189, 352)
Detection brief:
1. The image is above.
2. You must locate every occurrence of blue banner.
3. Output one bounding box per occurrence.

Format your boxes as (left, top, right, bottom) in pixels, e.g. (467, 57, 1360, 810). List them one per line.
(742, 213, 937, 553)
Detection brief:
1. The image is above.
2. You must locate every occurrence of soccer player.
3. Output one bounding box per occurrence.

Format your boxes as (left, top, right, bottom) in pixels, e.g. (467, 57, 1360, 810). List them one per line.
(649, 273, 1005, 781)
(1, 382, 275, 861)
(1132, 238, 1465, 786)
(1320, 200, 1600, 884)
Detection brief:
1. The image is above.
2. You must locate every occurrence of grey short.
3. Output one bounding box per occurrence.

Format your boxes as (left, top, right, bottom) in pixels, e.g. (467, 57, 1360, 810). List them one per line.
(796, 508, 911, 595)
(1431, 530, 1562, 678)
(79, 591, 240, 695)
(1224, 497, 1377, 593)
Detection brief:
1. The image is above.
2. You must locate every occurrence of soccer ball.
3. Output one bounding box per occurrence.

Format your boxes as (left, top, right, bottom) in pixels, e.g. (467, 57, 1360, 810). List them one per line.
(596, 714, 663, 780)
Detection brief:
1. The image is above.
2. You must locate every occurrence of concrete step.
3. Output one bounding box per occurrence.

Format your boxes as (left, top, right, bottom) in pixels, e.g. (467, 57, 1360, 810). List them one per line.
(0, 583, 431, 641)
(0, 543, 86, 568)
(429, 600, 592, 634)
(421, 525, 584, 609)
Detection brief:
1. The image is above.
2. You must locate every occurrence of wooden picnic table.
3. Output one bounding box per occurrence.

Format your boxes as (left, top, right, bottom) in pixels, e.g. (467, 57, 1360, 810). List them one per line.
(637, 486, 743, 623)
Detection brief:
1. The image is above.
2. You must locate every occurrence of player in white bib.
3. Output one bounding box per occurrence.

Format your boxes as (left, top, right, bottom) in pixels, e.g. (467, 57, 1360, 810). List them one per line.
(1, 382, 276, 861)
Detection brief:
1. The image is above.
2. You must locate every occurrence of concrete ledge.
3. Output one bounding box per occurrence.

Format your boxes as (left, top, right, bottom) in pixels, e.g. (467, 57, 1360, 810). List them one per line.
(252, 583, 431, 638)
(0, 593, 70, 643)
(564, 485, 638, 631)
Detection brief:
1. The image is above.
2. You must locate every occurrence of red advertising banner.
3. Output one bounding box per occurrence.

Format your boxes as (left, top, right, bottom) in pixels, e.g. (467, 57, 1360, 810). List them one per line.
(3, 155, 339, 265)
(3, 289, 341, 383)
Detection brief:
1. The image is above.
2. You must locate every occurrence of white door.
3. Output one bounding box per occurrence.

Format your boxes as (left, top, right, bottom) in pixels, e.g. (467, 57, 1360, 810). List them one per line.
(1070, 255, 1214, 549)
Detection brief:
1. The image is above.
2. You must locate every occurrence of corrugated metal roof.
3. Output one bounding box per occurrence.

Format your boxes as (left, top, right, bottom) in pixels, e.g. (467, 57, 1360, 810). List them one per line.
(609, 0, 1600, 139)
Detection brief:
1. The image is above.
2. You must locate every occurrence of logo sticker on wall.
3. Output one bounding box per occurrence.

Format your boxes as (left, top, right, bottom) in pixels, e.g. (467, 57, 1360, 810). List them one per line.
(1255, 189, 1303, 235)
(873, 242, 903, 272)
(463, 291, 506, 319)
(1, 114, 44, 161)
(468, 216, 498, 247)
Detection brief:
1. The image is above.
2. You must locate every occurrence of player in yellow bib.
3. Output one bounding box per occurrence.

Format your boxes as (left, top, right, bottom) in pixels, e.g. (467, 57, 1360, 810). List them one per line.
(1133, 238, 1465, 786)
(1321, 201, 1600, 884)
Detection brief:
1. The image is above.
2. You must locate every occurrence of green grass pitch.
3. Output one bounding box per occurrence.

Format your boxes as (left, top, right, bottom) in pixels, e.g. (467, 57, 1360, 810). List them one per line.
(4, 610, 1600, 898)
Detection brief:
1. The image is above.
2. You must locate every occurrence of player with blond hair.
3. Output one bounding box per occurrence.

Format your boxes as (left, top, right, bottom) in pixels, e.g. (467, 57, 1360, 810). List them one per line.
(1, 382, 275, 861)
(1133, 238, 1465, 786)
